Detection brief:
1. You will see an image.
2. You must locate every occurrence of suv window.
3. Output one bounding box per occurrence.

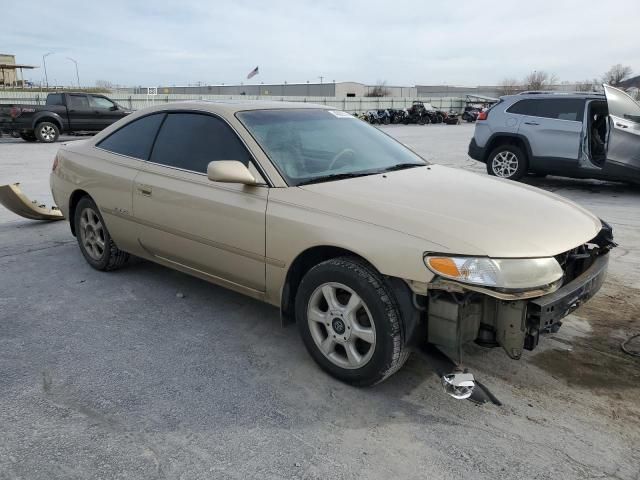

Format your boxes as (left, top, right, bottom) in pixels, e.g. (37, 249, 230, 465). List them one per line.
(97, 113, 165, 160)
(150, 113, 251, 173)
(89, 96, 116, 110)
(605, 86, 640, 124)
(46, 94, 64, 106)
(67, 94, 89, 109)
(508, 98, 585, 121)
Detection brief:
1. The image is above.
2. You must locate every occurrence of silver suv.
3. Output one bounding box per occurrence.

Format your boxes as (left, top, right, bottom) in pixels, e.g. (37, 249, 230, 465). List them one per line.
(468, 85, 640, 183)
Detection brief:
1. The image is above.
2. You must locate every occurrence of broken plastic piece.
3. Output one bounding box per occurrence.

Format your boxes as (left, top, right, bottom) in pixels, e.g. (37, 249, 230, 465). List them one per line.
(0, 183, 64, 221)
(442, 372, 476, 400)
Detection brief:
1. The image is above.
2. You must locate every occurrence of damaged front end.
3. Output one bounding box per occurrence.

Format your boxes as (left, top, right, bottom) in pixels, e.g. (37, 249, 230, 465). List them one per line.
(0, 183, 64, 221)
(421, 222, 616, 363)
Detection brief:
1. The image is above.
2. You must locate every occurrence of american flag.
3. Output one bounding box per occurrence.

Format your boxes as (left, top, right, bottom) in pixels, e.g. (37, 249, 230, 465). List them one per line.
(247, 66, 259, 79)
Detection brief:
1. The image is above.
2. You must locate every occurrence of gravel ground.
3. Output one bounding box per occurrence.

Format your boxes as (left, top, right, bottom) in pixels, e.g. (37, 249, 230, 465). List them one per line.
(0, 125, 639, 480)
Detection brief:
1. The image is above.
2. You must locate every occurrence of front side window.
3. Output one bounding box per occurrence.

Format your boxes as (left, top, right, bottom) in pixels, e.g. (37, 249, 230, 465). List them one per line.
(149, 113, 251, 173)
(605, 85, 640, 124)
(236, 109, 426, 185)
(97, 113, 165, 160)
(67, 94, 89, 109)
(89, 96, 116, 110)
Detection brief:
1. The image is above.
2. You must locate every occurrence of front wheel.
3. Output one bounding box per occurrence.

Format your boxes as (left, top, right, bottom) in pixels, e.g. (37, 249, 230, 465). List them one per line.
(295, 257, 410, 386)
(486, 145, 527, 180)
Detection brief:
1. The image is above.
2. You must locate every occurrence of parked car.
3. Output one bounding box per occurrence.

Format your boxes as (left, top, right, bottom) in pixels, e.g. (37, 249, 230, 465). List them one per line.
(0, 92, 132, 143)
(468, 85, 640, 183)
(49, 101, 615, 389)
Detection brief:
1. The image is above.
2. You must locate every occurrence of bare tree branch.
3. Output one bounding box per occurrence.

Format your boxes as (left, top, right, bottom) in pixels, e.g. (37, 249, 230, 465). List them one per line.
(497, 78, 521, 96)
(602, 64, 633, 86)
(365, 81, 390, 97)
(523, 71, 558, 91)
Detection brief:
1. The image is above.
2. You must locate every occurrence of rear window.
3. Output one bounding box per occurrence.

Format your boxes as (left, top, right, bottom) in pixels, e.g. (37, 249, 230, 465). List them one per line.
(97, 113, 165, 160)
(46, 94, 63, 106)
(508, 98, 585, 121)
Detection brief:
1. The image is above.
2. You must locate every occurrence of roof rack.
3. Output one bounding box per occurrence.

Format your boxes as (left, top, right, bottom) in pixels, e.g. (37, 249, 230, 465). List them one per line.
(517, 90, 604, 96)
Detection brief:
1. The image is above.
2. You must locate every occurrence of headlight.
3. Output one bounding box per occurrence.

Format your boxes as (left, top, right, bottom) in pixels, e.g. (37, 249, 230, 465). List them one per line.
(424, 255, 563, 290)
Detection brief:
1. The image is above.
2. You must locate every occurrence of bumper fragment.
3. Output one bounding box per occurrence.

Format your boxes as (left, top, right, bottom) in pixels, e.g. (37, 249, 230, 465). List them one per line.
(467, 138, 486, 161)
(0, 183, 65, 221)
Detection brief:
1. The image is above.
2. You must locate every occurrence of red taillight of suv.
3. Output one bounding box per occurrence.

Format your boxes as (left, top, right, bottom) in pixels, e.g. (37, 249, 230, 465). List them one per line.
(477, 111, 488, 121)
(9, 106, 22, 119)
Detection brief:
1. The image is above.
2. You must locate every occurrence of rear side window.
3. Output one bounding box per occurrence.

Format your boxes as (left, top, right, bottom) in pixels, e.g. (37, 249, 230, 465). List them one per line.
(46, 94, 63, 106)
(150, 113, 251, 173)
(508, 98, 585, 121)
(97, 113, 165, 160)
(67, 94, 89, 109)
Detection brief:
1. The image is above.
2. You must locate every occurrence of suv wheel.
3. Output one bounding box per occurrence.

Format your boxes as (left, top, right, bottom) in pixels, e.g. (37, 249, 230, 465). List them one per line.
(35, 122, 60, 143)
(295, 257, 410, 386)
(74, 197, 129, 271)
(487, 145, 527, 180)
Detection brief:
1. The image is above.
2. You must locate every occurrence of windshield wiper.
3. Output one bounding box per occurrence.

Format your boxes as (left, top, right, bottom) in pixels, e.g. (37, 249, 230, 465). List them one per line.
(297, 171, 378, 186)
(380, 163, 425, 172)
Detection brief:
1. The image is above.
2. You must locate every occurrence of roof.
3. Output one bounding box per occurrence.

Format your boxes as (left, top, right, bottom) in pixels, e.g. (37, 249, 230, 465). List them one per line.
(0, 63, 38, 70)
(504, 91, 604, 100)
(135, 99, 332, 116)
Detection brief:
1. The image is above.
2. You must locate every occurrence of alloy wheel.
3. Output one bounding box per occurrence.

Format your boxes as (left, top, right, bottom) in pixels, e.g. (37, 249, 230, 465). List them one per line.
(307, 282, 376, 369)
(79, 207, 106, 260)
(491, 151, 519, 178)
(40, 125, 56, 142)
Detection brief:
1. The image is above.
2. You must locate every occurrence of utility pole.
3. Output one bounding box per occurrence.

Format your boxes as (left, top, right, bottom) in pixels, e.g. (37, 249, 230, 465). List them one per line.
(42, 52, 53, 88)
(66, 57, 80, 88)
(318, 76, 324, 84)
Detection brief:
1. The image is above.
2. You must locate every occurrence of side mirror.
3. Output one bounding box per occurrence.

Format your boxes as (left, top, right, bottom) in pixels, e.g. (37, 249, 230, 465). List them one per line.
(207, 161, 257, 185)
(109, 105, 118, 111)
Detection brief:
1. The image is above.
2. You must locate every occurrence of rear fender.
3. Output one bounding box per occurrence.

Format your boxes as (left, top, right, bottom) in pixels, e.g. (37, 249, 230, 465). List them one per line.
(31, 111, 64, 130)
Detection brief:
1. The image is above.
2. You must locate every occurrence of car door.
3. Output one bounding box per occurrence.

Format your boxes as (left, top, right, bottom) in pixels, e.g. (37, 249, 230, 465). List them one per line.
(512, 98, 584, 172)
(92, 112, 166, 254)
(89, 95, 124, 130)
(604, 85, 640, 179)
(66, 94, 97, 130)
(132, 111, 268, 293)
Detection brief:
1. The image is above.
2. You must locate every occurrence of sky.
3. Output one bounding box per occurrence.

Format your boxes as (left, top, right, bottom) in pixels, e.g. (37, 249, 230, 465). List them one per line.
(2, 0, 639, 88)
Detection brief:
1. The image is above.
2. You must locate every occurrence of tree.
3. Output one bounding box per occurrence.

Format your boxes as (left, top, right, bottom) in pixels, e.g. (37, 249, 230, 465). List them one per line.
(523, 71, 558, 91)
(575, 79, 596, 92)
(365, 81, 390, 97)
(602, 64, 633, 86)
(497, 77, 521, 96)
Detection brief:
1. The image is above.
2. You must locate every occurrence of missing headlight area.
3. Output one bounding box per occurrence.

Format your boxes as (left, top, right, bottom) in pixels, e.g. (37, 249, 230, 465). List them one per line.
(425, 225, 615, 364)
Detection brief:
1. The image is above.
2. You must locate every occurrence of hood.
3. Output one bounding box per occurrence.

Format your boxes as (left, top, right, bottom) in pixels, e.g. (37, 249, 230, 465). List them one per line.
(298, 165, 602, 257)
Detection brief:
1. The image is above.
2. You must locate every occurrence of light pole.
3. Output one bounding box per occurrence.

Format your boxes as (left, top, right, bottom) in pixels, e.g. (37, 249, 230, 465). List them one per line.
(66, 57, 80, 88)
(42, 52, 53, 88)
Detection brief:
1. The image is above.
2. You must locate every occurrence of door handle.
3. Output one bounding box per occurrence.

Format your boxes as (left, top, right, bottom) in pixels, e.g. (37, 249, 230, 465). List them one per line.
(137, 185, 152, 196)
(524, 121, 539, 126)
(615, 123, 628, 129)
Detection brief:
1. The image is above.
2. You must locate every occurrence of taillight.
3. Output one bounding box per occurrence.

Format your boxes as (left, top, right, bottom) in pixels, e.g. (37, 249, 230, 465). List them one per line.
(9, 106, 22, 119)
(52, 155, 59, 172)
(477, 111, 488, 121)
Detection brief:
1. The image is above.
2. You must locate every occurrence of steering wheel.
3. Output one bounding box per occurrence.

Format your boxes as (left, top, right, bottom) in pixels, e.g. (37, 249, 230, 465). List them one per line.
(328, 148, 356, 170)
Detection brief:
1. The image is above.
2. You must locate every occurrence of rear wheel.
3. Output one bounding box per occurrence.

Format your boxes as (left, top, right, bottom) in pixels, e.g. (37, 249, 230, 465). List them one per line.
(295, 257, 410, 386)
(74, 197, 129, 271)
(486, 145, 527, 180)
(34, 121, 59, 143)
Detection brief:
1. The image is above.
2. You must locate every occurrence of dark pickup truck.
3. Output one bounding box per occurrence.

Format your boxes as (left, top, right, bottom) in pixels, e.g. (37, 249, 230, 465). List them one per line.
(0, 92, 132, 143)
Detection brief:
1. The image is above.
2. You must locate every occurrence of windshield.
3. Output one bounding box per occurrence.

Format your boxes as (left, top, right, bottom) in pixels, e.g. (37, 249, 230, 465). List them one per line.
(236, 109, 427, 185)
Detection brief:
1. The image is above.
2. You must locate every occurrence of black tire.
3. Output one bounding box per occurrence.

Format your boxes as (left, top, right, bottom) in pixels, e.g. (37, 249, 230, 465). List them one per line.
(295, 256, 410, 387)
(486, 144, 528, 180)
(74, 196, 129, 271)
(34, 121, 60, 143)
(20, 132, 37, 142)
